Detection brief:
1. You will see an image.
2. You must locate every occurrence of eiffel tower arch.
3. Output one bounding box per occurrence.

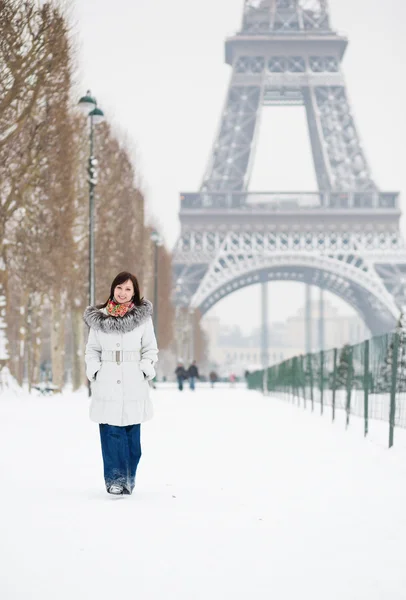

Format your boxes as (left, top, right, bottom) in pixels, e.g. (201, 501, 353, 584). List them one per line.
(174, 0, 406, 346)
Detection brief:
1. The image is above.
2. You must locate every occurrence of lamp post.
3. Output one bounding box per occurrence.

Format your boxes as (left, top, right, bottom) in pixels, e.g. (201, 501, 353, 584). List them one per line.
(150, 230, 163, 341)
(78, 91, 104, 307)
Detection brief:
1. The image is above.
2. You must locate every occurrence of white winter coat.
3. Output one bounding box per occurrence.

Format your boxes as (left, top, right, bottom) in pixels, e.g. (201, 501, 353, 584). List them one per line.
(84, 300, 158, 426)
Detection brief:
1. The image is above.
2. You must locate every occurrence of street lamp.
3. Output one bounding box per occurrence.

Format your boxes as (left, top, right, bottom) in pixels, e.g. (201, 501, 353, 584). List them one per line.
(150, 230, 163, 341)
(78, 91, 104, 307)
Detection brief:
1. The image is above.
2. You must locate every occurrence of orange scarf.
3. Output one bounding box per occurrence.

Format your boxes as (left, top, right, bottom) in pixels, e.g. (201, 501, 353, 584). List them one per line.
(106, 298, 134, 317)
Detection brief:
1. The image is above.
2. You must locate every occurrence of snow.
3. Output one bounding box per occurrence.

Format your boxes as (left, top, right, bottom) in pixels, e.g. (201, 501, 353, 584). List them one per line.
(1, 383, 406, 599)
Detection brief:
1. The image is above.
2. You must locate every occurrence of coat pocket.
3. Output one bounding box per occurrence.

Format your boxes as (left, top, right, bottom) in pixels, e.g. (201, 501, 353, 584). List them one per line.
(94, 362, 103, 381)
(136, 363, 147, 380)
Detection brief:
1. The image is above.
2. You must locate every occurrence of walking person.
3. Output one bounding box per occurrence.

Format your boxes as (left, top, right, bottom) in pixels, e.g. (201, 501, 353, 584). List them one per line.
(175, 362, 187, 391)
(187, 360, 199, 391)
(84, 271, 158, 496)
(209, 370, 218, 388)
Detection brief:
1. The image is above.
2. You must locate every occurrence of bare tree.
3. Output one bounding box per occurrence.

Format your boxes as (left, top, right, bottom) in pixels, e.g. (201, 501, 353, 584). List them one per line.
(1, 1, 154, 390)
(2, 1, 75, 388)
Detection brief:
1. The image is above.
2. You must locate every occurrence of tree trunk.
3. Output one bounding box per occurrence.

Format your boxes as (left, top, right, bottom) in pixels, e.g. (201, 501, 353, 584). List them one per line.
(16, 291, 29, 386)
(51, 296, 66, 391)
(0, 245, 9, 374)
(26, 294, 43, 392)
(30, 304, 43, 387)
(71, 306, 85, 391)
(26, 296, 32, 391)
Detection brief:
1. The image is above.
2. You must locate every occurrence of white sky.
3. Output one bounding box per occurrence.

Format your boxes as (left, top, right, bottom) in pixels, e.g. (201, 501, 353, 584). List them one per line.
(73, 0, 406, 333)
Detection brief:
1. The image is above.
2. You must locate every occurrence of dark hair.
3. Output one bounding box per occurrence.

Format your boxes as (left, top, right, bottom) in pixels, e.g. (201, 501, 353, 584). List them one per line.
(98, 271, 143, 308)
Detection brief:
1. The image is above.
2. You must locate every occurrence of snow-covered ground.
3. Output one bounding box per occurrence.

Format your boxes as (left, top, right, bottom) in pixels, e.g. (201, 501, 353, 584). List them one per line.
(1, 383, 406, 599)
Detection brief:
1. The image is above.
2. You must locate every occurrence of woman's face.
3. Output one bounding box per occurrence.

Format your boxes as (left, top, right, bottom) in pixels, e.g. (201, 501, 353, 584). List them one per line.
(114, 279, 134, 304)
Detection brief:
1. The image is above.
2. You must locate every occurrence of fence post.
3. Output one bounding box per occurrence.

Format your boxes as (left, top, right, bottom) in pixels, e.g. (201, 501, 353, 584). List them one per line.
(296, 357, 301, 406)
(262, 367, 268, 396)
(320, 349, 324, 415)
(332, 348, 337, 422)
(308, 353, 314, 411)
(345, 346, 353, 429)
(389, 333, 399, 449)
(291, 359, 294, 402)
(292, 357, 298, 405)
(363, 339, 370, 438)
(301, 355, 307, 410)
(288, 359, 292, 402)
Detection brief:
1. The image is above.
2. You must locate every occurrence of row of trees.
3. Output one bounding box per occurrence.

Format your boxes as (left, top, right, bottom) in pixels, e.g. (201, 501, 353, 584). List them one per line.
(0, 1, 181, 390)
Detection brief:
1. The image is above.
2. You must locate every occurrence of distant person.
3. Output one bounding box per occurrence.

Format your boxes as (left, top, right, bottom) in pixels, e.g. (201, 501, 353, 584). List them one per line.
(187, 360, 199, 391)
(175, 362, 187, 391)
(244, 370, 250, 387)
(209, 370, 218, 388)
(229, 373, 236, 388)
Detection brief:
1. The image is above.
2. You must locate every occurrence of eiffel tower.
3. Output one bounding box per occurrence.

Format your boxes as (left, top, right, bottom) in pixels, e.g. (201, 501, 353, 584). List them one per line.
(173, 0, 405, 361)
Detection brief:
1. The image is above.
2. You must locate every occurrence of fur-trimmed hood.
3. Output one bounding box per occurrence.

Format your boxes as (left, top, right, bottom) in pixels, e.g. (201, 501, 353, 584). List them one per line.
(83, 299, 153, 334)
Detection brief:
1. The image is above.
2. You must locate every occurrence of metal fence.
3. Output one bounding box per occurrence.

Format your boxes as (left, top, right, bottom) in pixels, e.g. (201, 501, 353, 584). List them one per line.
(247, 329, 406, 448)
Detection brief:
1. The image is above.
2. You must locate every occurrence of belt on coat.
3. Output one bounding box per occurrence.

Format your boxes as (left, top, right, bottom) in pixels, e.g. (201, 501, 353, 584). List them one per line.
(101, 350, 141, 365)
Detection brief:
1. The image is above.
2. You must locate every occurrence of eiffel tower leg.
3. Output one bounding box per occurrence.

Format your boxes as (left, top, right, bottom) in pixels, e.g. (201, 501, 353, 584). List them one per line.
(261, 282, 269, 368)
(201, 71, 263, 191)
(319, 288, 325, 351)
(303, 85, 375, 191)
(305, 285, 312, 354)
(302, 88, 332, 191)
(189, 308, 195, 363)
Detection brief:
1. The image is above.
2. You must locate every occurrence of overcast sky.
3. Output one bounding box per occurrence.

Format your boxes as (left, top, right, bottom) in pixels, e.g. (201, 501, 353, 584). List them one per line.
(72, 0, 406, 333)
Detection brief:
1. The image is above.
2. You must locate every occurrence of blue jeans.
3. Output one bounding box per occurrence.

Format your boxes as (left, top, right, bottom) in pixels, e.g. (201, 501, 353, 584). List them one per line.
(177, 377, 184, 391)
(99, 424, 141, 494)
(189, 376, 195, 390)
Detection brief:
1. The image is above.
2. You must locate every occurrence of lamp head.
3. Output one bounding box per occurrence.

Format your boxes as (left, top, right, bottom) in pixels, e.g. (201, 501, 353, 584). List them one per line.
(89, 107, 105, 125)
(150, 230, 163, 245)
(78, 91, 97, 115)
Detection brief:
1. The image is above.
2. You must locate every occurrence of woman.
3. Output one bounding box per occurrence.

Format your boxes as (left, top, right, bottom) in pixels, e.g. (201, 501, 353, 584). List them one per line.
(84, 271, 158, 496)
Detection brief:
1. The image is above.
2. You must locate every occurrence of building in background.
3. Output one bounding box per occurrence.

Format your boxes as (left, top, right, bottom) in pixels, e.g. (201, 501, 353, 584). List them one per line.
(285, 300, 370, 353)
(202, 299, 370, 377)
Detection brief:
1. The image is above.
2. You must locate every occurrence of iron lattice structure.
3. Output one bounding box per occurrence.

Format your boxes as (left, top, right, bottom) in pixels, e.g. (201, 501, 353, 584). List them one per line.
(174, 0, 405, 335)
